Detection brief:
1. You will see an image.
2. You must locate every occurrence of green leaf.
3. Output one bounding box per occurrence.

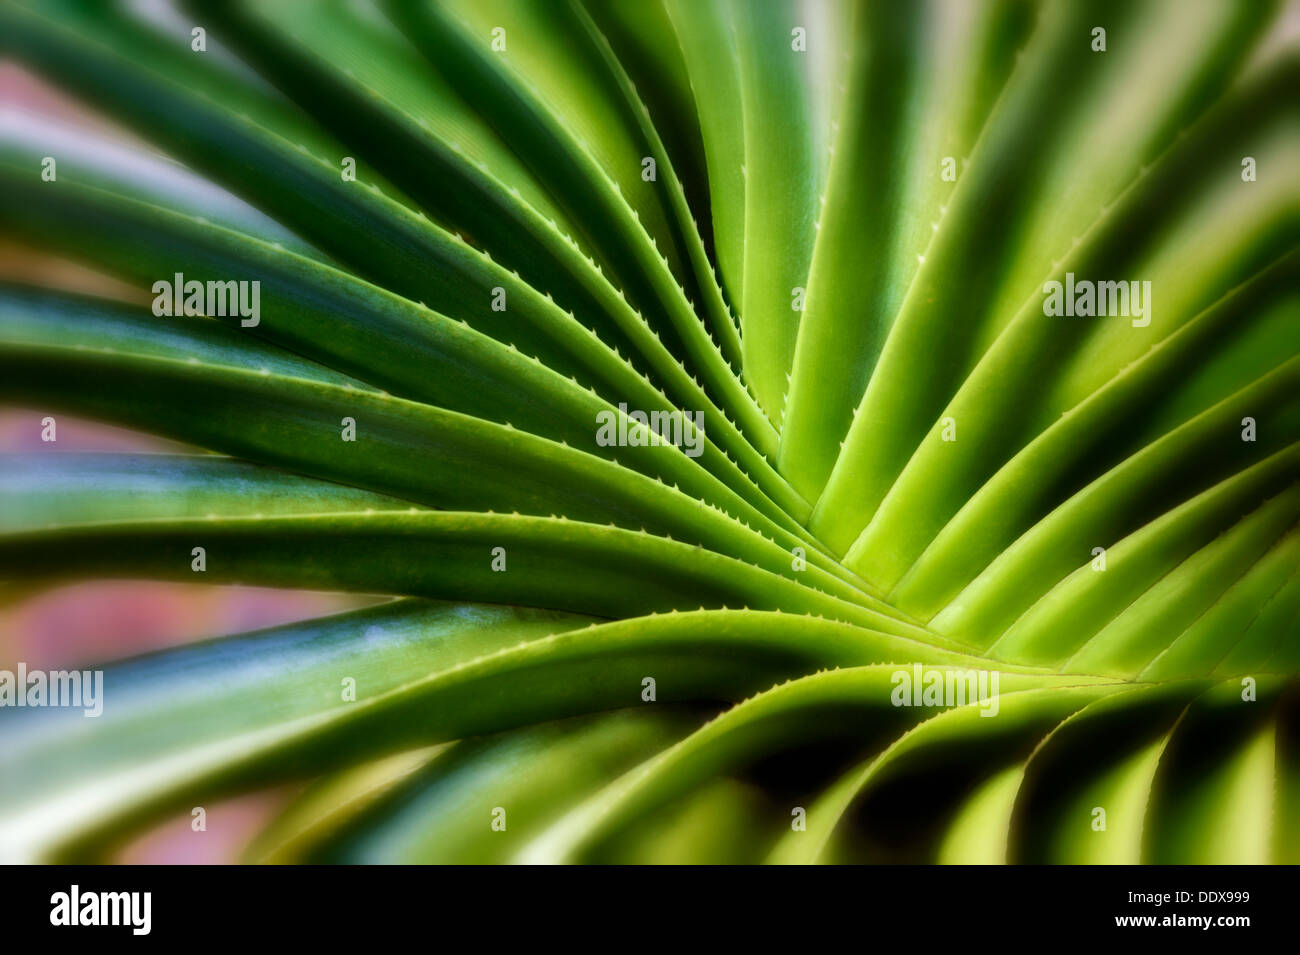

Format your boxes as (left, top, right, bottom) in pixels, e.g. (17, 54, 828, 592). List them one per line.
(295, 710, 704, 863)
(779, 0, 1032, 498)
(2, 606, 993, 861)
(0, 599, 590, 861)
(525, 667, 1114, 862)
(810, 7, 1290, 555)
(888, 255, 1299, 619)
(382, 0, 769, 442)
(660, 0, 747, 310)
(1141, 677, 1285, 863)
(767, 682, 1129, 863)
(0, 452, 414, 533)
(725, 0, 823, 421)
(0, 161, 804, 520)
(0, 329, 879, 604)
(1, 0, 1293, 865)
(980, 449, 1300, 664)
(242, 745, 449, 864)
(1008, 683, 1200, 863)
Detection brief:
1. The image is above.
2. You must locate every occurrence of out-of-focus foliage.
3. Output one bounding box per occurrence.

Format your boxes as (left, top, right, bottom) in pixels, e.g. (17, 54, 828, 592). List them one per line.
(0, 0, 1296, 863)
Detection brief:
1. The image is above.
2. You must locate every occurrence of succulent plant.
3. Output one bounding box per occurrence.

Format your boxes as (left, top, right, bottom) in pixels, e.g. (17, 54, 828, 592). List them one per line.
(0, 0, 1296, 864)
